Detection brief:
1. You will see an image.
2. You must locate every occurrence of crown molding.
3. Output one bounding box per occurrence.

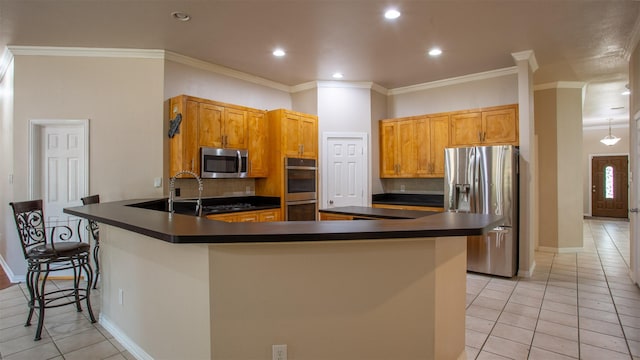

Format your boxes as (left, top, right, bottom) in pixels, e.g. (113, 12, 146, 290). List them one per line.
(388, 66, 518, 96)
(534, 81, 585, 91)
(7, 45, 165, 59)
(511, 50, 539, 73)
(164, 50, 291, 93)
(291, 80, 388, 95)
(0, 47, 14, 82)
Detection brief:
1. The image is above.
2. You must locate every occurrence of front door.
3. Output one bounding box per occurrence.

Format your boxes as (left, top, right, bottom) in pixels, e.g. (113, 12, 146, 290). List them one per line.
(323, 133, 367, 208)
(592, 155, 628, 218)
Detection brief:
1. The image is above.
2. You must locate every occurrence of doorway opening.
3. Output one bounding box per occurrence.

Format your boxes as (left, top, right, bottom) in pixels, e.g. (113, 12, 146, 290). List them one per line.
(321, 132, 368, 209)
(591, 155, 628, 219)
(29, 119, 89, 234)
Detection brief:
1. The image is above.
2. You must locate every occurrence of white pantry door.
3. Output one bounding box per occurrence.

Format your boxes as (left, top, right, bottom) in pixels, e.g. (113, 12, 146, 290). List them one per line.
(41, 124, 87, 239)
(323, 133, 367, 208)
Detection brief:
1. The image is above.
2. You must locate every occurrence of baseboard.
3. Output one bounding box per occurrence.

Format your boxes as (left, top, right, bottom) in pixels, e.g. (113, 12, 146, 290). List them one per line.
(537, 246, 584, 254)
(0, 254, 25, 283)
(518, 260, 536, 278)
(100, 313, 154, 360)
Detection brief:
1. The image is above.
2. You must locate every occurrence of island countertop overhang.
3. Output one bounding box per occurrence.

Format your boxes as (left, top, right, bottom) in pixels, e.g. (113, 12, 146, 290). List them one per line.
(64, 199, 504, 244)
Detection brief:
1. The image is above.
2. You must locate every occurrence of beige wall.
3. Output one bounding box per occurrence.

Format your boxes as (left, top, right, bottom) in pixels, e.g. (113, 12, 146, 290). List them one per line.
(163, 60, 291, 111)
(291, 87, 318, 115)
(387, 73, 518, 118)
(535, 89, 558, 249)
(535, 86, 584, 250)
(2, 55, 165, 277)
(370, 90, 387, 194)
(582, 127, 629, 215)
(102, 226, 211, 360)
(0, 60, 16, 274)
(100, 223, 467, 360)
(556, 87, 583, 249)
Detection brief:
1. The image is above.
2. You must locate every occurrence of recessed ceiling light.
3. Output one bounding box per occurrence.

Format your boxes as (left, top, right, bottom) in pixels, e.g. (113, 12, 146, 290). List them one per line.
(171, 11, 191, 22)
(428, 48, 443, 57)
(384, 9, 401, 20)
(332, 72, 344, 79)
(273, 49, 286, 57)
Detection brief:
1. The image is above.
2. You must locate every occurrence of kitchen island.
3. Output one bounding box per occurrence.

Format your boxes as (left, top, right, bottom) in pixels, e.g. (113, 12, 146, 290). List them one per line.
(65, 199, 502, 360)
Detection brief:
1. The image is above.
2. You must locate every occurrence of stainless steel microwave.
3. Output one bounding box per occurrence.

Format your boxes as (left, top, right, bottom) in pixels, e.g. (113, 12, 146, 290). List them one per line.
(201, 147, 248, 178)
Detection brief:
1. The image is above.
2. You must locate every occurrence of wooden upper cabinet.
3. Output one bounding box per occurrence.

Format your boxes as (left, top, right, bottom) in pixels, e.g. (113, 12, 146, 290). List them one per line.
(450, 112, 482, 146)
(197, 102, 247, 149)
(168, 95, 265, 177)
(396, 119, 417, 177)
(428, 115, 450, 177)
(279, 110, 318, 159)
(482, 107, 518, 145)
(299, 115, 318, 158)
(224, 107, 248, 149)
(247, 111, 269, 177)
(450, 104, 518, 147)
(198, 103, 224, 148)
(169, 97, 199, 176)
(380, 121, 398, 177)
(380, 115, 449, 178)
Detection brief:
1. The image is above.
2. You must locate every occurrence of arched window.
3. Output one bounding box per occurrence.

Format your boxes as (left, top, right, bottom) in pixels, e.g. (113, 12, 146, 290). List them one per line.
(605, 165, 614, 199)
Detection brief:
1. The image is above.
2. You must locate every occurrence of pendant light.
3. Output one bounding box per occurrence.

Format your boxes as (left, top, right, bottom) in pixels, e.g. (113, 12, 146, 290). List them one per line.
(600, 119, 621, 146)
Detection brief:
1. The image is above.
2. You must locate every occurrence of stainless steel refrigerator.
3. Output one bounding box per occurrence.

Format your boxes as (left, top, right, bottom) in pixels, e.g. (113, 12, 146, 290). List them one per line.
(444, 145, 518, 277)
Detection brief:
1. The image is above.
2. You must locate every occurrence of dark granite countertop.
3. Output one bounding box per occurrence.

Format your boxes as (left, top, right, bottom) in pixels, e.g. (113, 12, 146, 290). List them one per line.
(129, 196, 280, 216)
(64, 198, 502, 244)
(372, 193, 444, 208)
(319, 206, 435, 219)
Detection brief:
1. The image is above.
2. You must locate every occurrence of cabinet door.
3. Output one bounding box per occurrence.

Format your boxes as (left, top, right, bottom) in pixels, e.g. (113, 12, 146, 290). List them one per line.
(379, 121, 398, 177)
(206, 213, 237, 222)
(415, 117, 430, 177)
(258, 209, 280, 222)
(224, 107, 248, 149)
(283, 112, 302, 157)
(199, 103, 224, 148)
(429, 115, 450, 177)
(450, 112, 482, 146)
(482, 107, 518, 145)
(247, 111, 268, 177)
(299, 115, 318, 158)
(396, 119, 417, 177)
(237, 212, 259, 222)
(169, 98, 200, 176)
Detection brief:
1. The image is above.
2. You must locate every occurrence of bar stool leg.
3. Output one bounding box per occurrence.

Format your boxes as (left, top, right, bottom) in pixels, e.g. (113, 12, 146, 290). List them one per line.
(33, 269, 48, 341)
(92, 243, 100, 289)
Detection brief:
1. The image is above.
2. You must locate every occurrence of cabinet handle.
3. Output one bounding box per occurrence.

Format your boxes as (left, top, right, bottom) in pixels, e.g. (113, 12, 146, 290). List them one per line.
(191, 159, 194, 171)
(301, 144, 304, 154)
(478, 131, 482, 142)
(483, 132, 486, 142)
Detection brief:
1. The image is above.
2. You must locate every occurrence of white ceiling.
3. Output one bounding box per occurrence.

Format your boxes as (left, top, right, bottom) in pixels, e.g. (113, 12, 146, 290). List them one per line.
(1, 0, 638, 127)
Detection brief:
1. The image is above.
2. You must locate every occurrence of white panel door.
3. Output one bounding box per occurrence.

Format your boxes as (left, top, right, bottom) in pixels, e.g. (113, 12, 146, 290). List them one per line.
(325, 136, 365, 208)
(42, 125, 86, 241)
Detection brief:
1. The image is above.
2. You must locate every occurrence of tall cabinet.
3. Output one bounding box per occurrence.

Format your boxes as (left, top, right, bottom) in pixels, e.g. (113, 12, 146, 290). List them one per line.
(255, 109, 318, 218)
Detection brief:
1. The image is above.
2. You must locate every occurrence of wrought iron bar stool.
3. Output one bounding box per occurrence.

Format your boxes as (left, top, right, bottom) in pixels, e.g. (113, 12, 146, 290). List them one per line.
(9, 199, 96, 341)
(81, 194, 100, 289)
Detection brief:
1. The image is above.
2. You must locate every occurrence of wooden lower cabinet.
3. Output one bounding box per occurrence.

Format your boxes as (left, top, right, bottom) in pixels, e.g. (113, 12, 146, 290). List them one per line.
(206, 209, 281, 223)
(319, 213, 354, 221)
(371, 204, 444, 212)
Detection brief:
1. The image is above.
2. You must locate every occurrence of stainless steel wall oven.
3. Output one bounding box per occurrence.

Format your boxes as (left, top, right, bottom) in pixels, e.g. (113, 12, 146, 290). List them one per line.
(284, 157, 317, 221)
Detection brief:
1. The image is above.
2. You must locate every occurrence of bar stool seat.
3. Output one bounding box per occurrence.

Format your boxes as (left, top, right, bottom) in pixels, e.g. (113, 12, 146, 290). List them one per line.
(10, 199, 96, 341)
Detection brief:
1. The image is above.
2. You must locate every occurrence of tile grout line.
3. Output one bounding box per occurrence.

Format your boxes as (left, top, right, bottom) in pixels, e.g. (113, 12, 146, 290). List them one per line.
(591, 220, 635, 358)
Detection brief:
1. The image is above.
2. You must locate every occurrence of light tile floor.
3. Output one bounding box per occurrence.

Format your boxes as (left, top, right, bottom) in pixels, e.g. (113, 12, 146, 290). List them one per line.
(467, 219, 640, 359)
(0, 280, 132, 360)
(0, 219, 638, 359)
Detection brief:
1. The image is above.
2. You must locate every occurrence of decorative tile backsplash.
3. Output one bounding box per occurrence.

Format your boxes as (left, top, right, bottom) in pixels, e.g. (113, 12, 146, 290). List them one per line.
(381, 178, 444, 194)
(172, 178, 255, 198)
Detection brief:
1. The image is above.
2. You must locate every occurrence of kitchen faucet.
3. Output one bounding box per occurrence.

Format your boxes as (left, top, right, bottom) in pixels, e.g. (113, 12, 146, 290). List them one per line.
(169, 170, 204, 216)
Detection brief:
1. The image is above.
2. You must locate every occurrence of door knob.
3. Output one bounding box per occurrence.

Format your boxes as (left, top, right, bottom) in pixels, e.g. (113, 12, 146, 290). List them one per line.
(329, 200, 334, 205)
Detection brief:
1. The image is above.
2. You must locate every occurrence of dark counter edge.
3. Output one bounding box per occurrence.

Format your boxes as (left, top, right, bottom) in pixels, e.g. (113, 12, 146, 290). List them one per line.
(64, 199, 504, 244)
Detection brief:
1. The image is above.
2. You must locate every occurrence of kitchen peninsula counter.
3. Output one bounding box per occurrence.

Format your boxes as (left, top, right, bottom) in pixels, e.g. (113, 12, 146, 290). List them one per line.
(65, 199, 501, 244)
(65, 199, 501, 360)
